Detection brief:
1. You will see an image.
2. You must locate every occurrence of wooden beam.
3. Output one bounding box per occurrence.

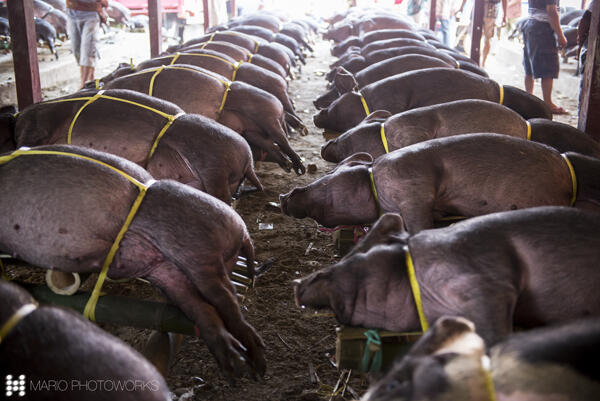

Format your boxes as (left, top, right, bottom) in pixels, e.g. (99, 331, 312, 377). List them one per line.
(470, 0, 485, 64)
(203, 0, 210, 32)
(578, 0, 600, 140)
(429, 0, 437, 31)
(148, 0, 162, 58)
(7, 0, 41, 109)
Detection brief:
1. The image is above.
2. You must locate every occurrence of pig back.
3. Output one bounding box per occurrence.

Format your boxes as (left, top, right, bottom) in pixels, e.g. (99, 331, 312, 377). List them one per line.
(0, 145, 152, 273)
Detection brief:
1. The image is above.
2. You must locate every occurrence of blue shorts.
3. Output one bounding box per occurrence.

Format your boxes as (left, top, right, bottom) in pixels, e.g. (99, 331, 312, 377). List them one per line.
(522, 19, 559, 79)
(67, 9, 100, 67)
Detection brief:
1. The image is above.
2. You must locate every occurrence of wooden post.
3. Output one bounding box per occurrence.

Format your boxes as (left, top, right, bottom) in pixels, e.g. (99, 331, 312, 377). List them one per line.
(7, 0, 42, 109)
(429, 0, 437, 31)
(148, 0, 162, 58)
(203, 0, 210, 32)
(578, 0, 600, 140)
(470, 0, 485, 64)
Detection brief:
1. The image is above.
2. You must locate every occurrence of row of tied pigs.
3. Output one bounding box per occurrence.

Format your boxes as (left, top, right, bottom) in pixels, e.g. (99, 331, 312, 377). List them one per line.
(284, 8, 600, 401)
(0, 11, 318, 400)
(0, 5, 598, 400)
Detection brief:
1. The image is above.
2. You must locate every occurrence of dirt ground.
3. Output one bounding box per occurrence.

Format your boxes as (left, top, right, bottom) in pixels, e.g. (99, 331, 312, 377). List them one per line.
(2, 23, 586, 401)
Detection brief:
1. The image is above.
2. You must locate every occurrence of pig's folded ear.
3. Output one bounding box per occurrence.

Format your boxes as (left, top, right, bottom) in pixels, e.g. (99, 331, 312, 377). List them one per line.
(405, 316, 486, 358)
(334, 67, 359, 94)
(330, 152, 373, 173)
(364, 110, 392, 123)
(341, 213, 408, 261)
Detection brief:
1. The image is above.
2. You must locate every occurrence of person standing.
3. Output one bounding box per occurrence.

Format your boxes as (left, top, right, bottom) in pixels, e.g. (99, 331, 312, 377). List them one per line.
(66, 0, 107, 88)
(436, 0, 459, 46)
(522, 0, 568, 114)
(481, 0, 507, 67)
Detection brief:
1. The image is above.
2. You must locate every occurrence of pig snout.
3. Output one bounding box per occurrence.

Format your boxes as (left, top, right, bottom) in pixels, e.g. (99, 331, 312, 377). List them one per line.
(279, 187, 308, 218)
(313, 109, 328, 129)
(321, 140, 339, 163)
(293, 272, 330, 310)
(313, 89, 338, 110)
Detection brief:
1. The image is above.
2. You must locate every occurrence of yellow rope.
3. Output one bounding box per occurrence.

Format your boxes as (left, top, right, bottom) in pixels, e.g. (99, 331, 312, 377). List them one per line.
(0, 303, 38, 344)
(67, 90, 105, 144)
(218, 82, 231, 115)
(525, 121, 531, 141)
(169, 52, 181, 65)
(146, 112, 185, 165)
(95, 78, 101, 89)
(359, 91, 370, 116)
(231, 61, 243, 82)
(498, 84, 504, 105)
(561, 154, 578, 206)
(404, 248, 429, 332)
(368, 167, 381, 216)
(482, 356, 498, 401)
(380, 123, 389, 153)
(148, 65, 166, 96)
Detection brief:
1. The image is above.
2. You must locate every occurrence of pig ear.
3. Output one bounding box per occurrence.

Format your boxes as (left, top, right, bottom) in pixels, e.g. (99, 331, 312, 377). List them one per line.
(341, 213, 408, 261)
(405, 316, 486, 358)
(334, 67, 359, 94)
(329, 152, 373, 173)
(364, 110, 392, 123)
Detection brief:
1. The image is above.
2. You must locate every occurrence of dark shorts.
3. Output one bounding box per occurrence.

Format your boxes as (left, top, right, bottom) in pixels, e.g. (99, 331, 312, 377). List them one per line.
(522, 19, 559, 79)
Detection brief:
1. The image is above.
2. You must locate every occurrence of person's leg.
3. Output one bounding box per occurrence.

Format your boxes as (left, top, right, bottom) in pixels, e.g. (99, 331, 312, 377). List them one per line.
(482, 18, 494, 67)
(440, 19, 450, 46)
(67, 12, 82, 66)
(525, 74, 534, 93)
(541, 77, 555, 106)
(79, 14, 100, 88)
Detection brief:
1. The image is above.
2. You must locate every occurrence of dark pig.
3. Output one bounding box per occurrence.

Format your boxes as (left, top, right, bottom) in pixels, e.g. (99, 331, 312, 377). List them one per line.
(33, 0, 68, 38)
(324, 15, 415, 42)
(103, 65, 305, 174)
(0, 281, 170, 401)
(313, 68, 551, 133)
(34, 17, 58, 59)
(0, 145, 266, 380)
(107, 0, 132, 27)
(315, 56, 455, 109)
(4, 89, 263, 202)
(280, 134, 600, 232)
(294, 207, 600, 345)
(331, 29, 427, 57)
(321, 100, 600, 161)
(364, 316, 600, 401)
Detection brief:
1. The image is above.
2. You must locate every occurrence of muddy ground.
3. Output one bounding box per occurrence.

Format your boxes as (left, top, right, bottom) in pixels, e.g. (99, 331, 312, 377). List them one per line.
(3, 24, 584, 401)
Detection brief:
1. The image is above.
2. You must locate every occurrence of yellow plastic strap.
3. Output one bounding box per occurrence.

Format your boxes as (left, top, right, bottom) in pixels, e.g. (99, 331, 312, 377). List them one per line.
(0, 303, 38, 344)
(148, 65, 166, 96)
(231, 61, 243, 82)
(248, 53, 253, 63)
(218, 82, 231, 115)
(146, 112, 185, 165)
(83, 180, 153, 321)
(404, 248, 429, 332)
(130, 57, 134, 69)
(359, 92, 370, 116)
(526, 121, 531, 141)
(498, 84, 504, 105)
(169, 52, 181, 65)
(561, 154, 577, 206)
(95, 78, 101, 89)
(456, 60, 460, 69)
(482, 356, 498, 401)
(380, 123, 389, 154)
(368, 167, 381, 216)
(67, 90, 105, 144)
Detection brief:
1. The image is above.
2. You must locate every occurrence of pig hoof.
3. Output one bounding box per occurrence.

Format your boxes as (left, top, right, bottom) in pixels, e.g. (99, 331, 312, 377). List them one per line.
(294, 163, 306, 175)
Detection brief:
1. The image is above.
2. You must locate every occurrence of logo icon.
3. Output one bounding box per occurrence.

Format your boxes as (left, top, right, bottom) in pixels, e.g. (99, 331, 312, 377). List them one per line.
(5, 375, 26, 397)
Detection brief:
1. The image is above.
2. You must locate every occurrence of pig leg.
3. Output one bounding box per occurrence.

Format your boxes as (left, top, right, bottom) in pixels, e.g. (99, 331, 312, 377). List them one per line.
(145, 262, 253, 381)
(184, 259, 266, 377)
(285, 112, 309, 136)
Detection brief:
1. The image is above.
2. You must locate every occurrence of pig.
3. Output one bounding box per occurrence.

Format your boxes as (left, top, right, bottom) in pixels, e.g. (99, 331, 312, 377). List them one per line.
(331, 29, 427, 57)
(321, 100, 600, 161)
(35, 17, 58, 59)
(169, 42, 287, 78)
(230, 25, 277, 41)
(273, 32, 306, 64)
(0, 144, 266, 380)
(280, 134, 600, 233)
(2, 88, 263, 203)
(107, 0, 132, 27)
(0, 280, 170, 401)
(33, 0, 68, 38)
(313, 68, 551, 133)
(177, 31, 266, 55)
(294, 207, 600, 346)
(281, 22, 313, 52)
(363, 315, 600, 401)
(209, 14, 283, 33)
(560, 8, 585, 25)
(324, 15, 415, 42)
(315, 56, 457, 109)
(327, 45, 488, 81)
(89, 53, 307, 135)
(44, 0, 66, 12)
(0, 16, 9, 37)
(102, 64, 305, 174)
